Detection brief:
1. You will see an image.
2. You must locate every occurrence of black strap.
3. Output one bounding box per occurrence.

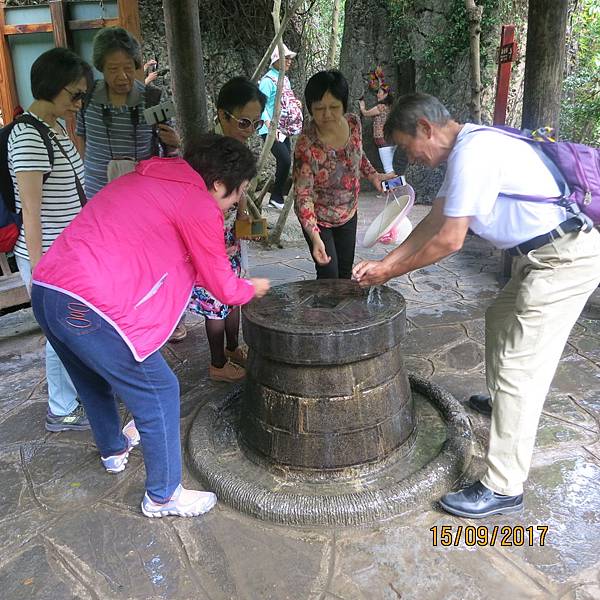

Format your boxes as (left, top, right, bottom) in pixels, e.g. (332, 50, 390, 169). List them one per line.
(507, 217, 584, 256)
(15, 114, 54, 184)
(47, 128, 87, 207)
(11, 114, 56, 222)
(101, 103, 144, 162)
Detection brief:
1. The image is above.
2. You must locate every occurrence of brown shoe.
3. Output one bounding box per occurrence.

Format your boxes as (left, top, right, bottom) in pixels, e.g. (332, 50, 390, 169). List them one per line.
(209, 360, 246, 383)
(225, 345, 248, 367)
(168, 323, 187, 343)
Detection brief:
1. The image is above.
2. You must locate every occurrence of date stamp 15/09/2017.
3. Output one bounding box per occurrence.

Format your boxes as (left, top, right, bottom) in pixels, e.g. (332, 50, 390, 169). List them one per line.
(430, 525, 548, 547)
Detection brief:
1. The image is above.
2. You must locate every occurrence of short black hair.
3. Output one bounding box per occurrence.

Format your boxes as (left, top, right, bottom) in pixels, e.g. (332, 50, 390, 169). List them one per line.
(92, 26, 142, 71)
(184, 133, 257, 195)
(304, 70, 348, 115)
(217, 76, 267, 113)
(31, 48, 90, 102)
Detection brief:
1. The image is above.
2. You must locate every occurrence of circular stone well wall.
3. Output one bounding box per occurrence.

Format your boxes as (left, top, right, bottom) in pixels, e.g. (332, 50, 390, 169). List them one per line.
(240, 280, 415, 472)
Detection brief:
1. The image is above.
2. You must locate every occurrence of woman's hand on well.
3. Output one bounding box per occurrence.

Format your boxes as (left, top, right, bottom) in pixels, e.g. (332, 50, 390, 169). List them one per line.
(157, 124, 180, 148)
(250, 278, 270, 298)
(311, 234, 331, 266)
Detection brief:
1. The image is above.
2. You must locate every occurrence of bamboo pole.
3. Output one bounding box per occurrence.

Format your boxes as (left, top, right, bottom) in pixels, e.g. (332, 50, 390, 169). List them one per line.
(250, 0, 304, 83)
(326, 0, 341, 68)
(247, 0, 286, 200)
(268, 185, 295, 247)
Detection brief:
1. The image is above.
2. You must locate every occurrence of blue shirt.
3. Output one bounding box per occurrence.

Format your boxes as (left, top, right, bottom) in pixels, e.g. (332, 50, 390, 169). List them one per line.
(258, 67, 281, 136)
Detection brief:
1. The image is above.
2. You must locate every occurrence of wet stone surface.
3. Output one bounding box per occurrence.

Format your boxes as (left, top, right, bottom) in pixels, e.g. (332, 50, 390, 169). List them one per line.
(241, 280, 413, 470)
(0, 199, 598, 598)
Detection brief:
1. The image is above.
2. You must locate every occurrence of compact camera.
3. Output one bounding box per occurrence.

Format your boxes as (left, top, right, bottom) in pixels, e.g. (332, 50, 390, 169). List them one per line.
(381, 175, 407, 192)
(143, 99, 176, 125)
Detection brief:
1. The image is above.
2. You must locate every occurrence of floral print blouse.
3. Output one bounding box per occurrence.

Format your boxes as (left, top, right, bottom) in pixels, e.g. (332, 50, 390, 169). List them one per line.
(373, 103, 391, 147)
(293, 113, 376, 235)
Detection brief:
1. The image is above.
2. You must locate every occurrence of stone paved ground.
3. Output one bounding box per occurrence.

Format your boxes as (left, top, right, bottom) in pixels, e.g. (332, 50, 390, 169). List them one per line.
(1, 196, 599, 600)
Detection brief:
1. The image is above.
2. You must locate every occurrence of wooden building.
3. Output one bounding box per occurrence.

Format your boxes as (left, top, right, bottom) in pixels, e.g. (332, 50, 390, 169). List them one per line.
(0, 0, 141, 124)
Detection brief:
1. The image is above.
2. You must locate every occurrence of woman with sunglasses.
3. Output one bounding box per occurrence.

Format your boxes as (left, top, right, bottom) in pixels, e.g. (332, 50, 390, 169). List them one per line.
(189, 77, 267, 383)
(8, 48, 91, 432)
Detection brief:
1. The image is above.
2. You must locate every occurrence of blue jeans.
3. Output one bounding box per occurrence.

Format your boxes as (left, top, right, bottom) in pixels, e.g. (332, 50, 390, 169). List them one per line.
(31, 285, 182, 502)
(15, 255, 78, 416)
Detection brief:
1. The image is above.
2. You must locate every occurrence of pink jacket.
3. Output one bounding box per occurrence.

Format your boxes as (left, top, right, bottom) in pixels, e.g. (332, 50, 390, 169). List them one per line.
(33, 157, 255, 361)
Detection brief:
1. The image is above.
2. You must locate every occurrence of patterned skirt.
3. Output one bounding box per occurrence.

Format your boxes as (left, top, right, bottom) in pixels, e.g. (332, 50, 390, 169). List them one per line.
(189, 224, 241, 320)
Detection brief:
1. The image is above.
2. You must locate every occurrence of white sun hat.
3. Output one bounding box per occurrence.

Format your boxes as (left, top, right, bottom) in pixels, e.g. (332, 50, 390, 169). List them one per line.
(270, 43, 297, 64)
(362, 185, 415, 248)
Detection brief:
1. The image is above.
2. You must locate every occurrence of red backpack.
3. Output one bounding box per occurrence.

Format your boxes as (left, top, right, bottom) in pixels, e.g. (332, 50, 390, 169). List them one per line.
(0, 113, 54, 252)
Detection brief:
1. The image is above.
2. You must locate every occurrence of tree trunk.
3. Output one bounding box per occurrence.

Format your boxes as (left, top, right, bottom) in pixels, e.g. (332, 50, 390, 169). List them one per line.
(522, 0, 569, 132)
(326, 0, 342, 68)
(163, 0, 208, 150)
(465, 0, 483, 124)
(339, 0, 397, 175)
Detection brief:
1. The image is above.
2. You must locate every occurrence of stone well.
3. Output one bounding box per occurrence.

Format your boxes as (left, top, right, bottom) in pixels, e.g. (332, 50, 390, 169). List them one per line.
(240, 279, 414, 472)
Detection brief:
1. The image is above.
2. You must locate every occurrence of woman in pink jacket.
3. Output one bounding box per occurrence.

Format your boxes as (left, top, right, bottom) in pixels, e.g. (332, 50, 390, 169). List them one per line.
(31, 134, 270, 518)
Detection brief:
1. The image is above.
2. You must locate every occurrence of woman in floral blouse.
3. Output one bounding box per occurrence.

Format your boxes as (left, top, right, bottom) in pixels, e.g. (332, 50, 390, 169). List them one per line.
(293, 70, 392, 279)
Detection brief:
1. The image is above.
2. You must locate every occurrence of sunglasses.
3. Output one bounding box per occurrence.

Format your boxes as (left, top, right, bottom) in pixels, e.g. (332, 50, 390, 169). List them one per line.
(63, 87, 87, 103)
(225, 111, 264, 131)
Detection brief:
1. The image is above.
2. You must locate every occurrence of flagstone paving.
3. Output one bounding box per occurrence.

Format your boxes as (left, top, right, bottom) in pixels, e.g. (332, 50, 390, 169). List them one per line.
(1, 197, 598, 600)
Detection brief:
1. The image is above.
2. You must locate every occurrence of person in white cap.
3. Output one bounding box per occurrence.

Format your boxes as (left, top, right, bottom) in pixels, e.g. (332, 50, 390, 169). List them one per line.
(258, 43, 303, 209)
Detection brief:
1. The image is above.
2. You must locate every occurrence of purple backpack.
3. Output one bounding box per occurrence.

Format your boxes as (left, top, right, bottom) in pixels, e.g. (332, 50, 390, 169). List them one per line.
(473, 126, 600, 226)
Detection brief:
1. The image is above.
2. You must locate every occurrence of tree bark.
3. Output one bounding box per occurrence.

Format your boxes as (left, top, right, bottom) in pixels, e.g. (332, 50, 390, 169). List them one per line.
(339, 0, 397, 174)
(163, 0, 209, 150)
(326, 0, 342, 68)
(522, 0, 569, 132)
(465, 0, 483, 124)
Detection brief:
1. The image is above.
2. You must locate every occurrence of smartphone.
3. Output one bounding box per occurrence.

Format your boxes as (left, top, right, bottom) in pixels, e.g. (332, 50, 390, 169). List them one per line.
(381, 175, 407, 192)
(149, 61, 158, 73)
(143, 99, 175, 125)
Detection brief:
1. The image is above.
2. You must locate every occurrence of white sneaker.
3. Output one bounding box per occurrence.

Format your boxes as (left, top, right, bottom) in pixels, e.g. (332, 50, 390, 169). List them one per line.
(101, 419, 140, 473)
(141, 484, 217, 518)
(268, 198, 285, 209)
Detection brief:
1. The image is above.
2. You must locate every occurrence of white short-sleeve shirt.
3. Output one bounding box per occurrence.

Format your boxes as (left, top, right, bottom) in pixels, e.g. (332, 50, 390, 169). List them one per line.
(439, 123, 567, 249)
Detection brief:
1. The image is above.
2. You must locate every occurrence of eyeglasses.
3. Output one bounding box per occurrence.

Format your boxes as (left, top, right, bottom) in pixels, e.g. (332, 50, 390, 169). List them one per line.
(225, 111, 264, 131)
(63, 87, 87, 103)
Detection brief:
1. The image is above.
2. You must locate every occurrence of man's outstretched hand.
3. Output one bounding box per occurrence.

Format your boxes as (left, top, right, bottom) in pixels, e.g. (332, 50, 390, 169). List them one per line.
(352, 260, 390, 287)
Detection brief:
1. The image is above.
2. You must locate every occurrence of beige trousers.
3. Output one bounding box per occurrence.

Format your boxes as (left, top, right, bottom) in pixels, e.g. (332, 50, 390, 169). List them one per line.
(481, 228, 600, 496)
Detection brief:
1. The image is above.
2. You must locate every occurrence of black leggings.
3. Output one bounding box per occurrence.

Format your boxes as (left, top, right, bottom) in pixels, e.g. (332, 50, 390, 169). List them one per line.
(261, 134, 291, 202)
(302, 213, 358, 279)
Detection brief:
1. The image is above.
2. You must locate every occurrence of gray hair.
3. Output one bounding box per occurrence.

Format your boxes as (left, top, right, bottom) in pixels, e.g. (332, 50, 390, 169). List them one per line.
(92, 26, 142, 72)
(384, 93, 452, 138)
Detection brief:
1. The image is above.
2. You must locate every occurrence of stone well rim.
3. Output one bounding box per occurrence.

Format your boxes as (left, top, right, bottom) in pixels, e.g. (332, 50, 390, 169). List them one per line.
(186, 373, 474, 526)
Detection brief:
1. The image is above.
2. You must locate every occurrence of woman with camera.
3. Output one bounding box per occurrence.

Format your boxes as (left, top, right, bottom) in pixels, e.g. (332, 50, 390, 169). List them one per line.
(293, 70, 392, 279)
(76, 27, 179, 199)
